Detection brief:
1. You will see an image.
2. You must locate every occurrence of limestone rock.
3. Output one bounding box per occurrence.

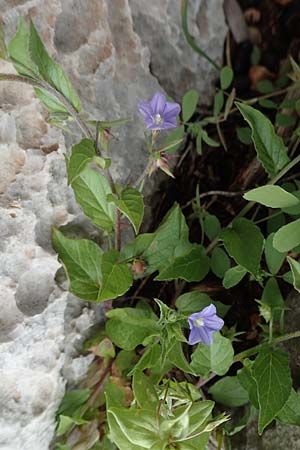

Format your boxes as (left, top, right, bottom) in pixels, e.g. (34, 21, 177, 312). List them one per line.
(129, 0, 228, 103)
(0, 1, 227, 449)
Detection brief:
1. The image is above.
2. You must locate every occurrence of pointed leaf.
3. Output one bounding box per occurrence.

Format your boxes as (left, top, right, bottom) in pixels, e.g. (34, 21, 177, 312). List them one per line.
(265, 233, 286, 275)
(29, 21, 81, 111)
(107, 187, 144, 233)
(67, 139, 96, 185)
(287, 256, 300, 292)
(208, 376, 249, 407)
(223, 265, 247, 288)
(273, 219, 300, 252)
(237, 103, 289, 178)
(244, 185, 300, 208)
(8, 18, 39, 77)
(155, 245, 210, 282)
(52, 230, 103, 301)
(252, 348, 292, 434)
(72, 167, 116, 232)
(182, 89, 199, 122)
(98, 250, 132, 301)
(221, 218, 264, 276)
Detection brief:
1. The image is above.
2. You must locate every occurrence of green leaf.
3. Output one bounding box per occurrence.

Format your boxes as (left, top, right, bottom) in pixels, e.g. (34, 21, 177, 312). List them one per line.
(237, 360, 259, 409)
(98, 250, 132, 301)
(273, 219, 300, 252)
(58, 388, 91, 417)
(208, 376, 249, 407)
(287, 256, 300, 292)
(244, 185, 300, 208)
(182, 90, 199, 122)
(155, 245, 210, 282)
(56, 415, 88, 436)
(133, 371, 158, 408)
(190, 333, 234, 377)
(34, 87, 68, 114)
(196, 131, 202, 155)
(214, 90, 224, 117)
(8, 18, 39, 77)
(163, 125, 185, 154)
(143, 204, 193, 273)
(261, 278, 284, 321)
(220, 66, 234, 90)
(276, 112, 296, 128)
(122, 233, 154, 260)
(67, 139, 96, 185)
(107, 187, 144, 234)
(199, 129, 220, 148)
(276, 389, 300, 426)
(236, 103, 289, 178)
(106, 302, 159, 351)
(29, 21, 81, 111)
(168, 341, 194, 375)
(107, 405, 159, 448)
(203, 214, 221, 240)
(221, 218, 264, 276)
(252, 348, 292, 434)
(175, 292, 230, 317)
(265, 233, 286, 275)
(256, 80, 274, 94)
(210, 247, 230, 278)
(72, 167, 116, 232)
(259, 99, 278, 109)
(223, 265, 247, 289)
(236, 127, 252, 145)
(52, 229, 103, 301)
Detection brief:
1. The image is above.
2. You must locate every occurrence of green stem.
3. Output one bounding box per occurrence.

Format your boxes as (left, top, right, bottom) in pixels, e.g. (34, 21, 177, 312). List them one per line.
(181, 0, 220, 70)
(234, 330, 300, 362)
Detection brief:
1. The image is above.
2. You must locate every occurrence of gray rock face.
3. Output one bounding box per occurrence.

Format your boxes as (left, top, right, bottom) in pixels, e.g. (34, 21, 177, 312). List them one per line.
(129, 0, 228, 102)
(0, 1, 227, 449)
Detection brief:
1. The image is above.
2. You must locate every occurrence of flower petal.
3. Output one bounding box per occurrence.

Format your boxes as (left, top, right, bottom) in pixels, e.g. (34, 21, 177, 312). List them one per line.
(138, 101, 152, 118)
(200, 304, 217, 317)
(188, 327, 203, 345)
(164, 101, 181, 119)
(160, 120, 178, 130)
(204, 315, 224, 331)
(150, 92, 167, 115)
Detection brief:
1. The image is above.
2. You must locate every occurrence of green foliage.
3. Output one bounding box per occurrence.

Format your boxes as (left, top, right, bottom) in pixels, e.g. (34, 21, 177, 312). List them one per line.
(220, 66, 234, 90)
(182, 89, 199, 122)
(273, 219, 300, 252)
(72, 167, 116, 232)
(190, 333, 234, 377)
(265, 233, 286, 275)
(237, 103, 289, 178)
(208, 376, 249, 407)
(252, 348, 292, 434)
(67, 139, 96, 185)
(175, 292, 230, 317)
(244, 185, 300, 208)
(221, 218, 264, 277)
(287, 256, 300, 292)
(52, 229, 103, 301)
(223, 265, 247, 289)
(107, 187, 144, 234)
(210, 247, 231, 278)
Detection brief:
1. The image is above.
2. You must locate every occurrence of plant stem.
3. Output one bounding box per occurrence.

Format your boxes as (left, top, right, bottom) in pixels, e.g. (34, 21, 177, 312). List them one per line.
(181, 0, 220, 70)
(115, 208, 121, 251)
(234, 330, 300, 362)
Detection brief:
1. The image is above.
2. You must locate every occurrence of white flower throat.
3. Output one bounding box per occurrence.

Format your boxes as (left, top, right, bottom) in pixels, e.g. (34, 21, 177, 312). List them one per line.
(154, 113, 163, 125)
(194, 317, 205, 327)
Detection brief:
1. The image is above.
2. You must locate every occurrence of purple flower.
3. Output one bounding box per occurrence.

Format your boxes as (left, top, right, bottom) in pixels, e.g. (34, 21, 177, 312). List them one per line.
(138, 92, 181, 131)
(188, 304, 224, 345)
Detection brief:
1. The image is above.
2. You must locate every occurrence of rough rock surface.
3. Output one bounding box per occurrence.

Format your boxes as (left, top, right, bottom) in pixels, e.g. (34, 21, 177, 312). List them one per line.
(129, 0, 228, 102)
(0, 1, 226, 449)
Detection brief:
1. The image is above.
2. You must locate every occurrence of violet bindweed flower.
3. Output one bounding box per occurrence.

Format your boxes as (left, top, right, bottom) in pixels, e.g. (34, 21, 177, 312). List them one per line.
(138, 92, 181, 131)
(188, 304, 224, 345)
